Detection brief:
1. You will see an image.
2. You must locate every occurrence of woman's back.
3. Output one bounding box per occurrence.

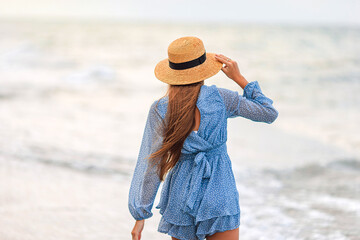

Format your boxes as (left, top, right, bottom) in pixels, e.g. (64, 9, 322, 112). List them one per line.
(153, 81, 278, 147)
(129, 80, 278, 239)
(129, 36, 278, 240)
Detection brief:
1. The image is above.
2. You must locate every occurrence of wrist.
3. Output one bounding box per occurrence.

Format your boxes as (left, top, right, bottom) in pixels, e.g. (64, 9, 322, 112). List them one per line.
(233, 74, 247, 88)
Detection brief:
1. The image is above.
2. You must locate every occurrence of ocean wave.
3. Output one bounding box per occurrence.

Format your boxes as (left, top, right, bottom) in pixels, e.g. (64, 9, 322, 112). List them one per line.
(0, 146, 133, 176)
(234, 158, 360, 239)
(63, 65, 117, 85)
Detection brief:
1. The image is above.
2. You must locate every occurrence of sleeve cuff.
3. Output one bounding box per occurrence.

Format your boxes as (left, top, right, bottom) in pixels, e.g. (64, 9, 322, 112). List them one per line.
(129, 204, 154, 221)
(243, 80, 261, 99)
(134, 212, 153, 221)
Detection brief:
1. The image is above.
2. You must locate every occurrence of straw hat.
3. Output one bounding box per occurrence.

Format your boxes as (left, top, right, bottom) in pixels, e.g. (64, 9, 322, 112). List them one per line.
(154, 36, 223, 85)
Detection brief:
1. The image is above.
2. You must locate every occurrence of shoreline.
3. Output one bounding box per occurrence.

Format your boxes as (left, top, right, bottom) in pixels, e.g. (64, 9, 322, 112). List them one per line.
(0, 156, 165, 240)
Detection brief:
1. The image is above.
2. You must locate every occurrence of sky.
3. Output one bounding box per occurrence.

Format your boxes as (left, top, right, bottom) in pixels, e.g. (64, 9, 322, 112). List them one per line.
(1, 0, 359, 26)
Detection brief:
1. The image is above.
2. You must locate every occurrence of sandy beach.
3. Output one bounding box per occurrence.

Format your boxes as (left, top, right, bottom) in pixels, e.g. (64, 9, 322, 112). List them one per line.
(0, 20, 359, 240)
(1, 126, 359, 239)
(0, 156, 165, 240)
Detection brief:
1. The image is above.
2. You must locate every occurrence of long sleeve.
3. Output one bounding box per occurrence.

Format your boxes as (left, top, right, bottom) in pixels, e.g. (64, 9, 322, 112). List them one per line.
(128, 100, 164, 220)
(218, 80, 279, 123)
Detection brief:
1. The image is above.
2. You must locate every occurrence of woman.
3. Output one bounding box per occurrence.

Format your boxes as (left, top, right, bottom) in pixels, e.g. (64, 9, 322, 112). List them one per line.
(128, 36, 278, 240)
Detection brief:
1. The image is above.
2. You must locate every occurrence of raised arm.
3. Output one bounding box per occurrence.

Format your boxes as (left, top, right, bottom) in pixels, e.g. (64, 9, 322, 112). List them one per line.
(128, 100, 164, 221)
(215, 54, 279, 123)
(218, 81, 278, 123)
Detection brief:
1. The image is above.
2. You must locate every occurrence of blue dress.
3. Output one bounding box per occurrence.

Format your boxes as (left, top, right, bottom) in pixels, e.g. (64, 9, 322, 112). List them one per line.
(128, 81, 278, 240)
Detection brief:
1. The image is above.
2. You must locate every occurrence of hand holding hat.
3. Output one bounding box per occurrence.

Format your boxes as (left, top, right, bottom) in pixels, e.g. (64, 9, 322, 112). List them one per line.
(215, 54, 242, 83)
(154, 36, 245, 86)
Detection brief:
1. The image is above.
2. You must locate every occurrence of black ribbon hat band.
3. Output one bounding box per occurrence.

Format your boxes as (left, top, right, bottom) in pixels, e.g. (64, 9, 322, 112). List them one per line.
(169, 52, 206, 70)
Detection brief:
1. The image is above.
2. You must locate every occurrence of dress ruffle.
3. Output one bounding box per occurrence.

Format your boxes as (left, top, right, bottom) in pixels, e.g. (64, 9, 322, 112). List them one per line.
(158, 212, 240, 240)
(155, 151, 241, 239)
(155, 150, 240, 224)
(128, 81, 278, 238)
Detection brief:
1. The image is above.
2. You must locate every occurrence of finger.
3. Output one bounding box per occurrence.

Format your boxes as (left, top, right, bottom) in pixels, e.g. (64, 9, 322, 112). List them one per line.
(226, 61, 233, 67)
(215, 55, 227, 64)
(216, 55, 233, 66)
(218, 54, 231, 62)
(215, 54, 229, 63)
(221, 66, 229, 74)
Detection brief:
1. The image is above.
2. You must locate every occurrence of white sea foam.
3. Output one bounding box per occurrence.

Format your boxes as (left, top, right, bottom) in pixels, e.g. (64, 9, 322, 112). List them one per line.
(0, 20, 359, 240)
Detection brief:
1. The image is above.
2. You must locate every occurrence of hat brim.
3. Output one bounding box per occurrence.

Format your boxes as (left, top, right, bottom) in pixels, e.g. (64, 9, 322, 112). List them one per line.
(154, 52, 223, 85)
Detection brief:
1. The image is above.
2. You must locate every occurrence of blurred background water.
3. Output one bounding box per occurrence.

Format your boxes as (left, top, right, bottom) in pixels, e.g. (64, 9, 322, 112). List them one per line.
(0, 1, 360, 239)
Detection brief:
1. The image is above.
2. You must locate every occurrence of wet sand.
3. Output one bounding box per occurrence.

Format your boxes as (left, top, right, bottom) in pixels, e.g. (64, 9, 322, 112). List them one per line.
(0, 157, 165, 240)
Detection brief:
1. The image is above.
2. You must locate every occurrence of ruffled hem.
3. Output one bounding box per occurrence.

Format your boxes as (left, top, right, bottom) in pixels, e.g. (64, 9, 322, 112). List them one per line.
(158, 212, 240, 240)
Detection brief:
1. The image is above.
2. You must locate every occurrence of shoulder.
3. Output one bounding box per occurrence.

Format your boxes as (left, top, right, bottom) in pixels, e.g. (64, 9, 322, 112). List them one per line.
(216, 85, 239, 95)
(200, 84, 220, 96)
(201, 84, 230, 104)
(149, 96, 168, 119)
(215, 86, 242, 104)
(203, 84, 231, 94)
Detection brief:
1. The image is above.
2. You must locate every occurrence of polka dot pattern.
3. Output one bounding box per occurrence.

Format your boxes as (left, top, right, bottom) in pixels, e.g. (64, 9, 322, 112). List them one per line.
(128, 81, 278, 239)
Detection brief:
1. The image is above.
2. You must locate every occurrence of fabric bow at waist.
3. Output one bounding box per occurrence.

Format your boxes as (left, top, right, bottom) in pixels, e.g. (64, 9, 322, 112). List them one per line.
(181, 142, 227, 217)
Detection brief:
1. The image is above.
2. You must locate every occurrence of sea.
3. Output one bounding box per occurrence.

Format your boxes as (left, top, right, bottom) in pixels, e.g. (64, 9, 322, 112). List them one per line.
(0, 19, 359, 240)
